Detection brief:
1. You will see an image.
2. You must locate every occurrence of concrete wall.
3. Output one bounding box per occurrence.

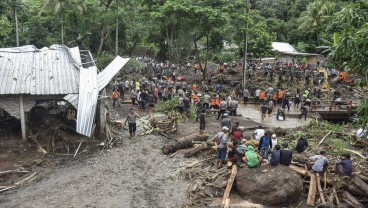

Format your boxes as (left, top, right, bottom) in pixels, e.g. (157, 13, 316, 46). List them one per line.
(0, 95, 65, 119)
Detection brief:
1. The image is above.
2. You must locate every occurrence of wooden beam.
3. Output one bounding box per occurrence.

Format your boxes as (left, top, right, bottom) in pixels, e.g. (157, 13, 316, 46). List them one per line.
(19, 94, 27, 143)
(306, 173, 317, 206)
(316, 173, 326, 203)
(222, 165, 237, 204)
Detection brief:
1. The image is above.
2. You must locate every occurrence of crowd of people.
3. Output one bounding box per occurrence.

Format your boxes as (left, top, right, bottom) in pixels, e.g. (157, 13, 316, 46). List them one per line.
(110, 60, 355, 175)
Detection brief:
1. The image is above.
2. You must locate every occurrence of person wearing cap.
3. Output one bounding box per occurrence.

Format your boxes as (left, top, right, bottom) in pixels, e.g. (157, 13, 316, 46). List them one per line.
(271, 134, 278, 150)
(124, 108, 140, 138)
(253, 124, 265, 141)
(336, 153, 353, 176)
(213, 126, 229, 168)
(295, 135, 308, 153)
(280, 142, 292, 166)
(258, 131, 272, 159)
(221, 113, 231, 129)
(308, 151, 329, 173)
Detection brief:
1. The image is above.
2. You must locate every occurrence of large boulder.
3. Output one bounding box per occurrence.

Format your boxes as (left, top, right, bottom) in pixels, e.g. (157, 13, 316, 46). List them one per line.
(235, 165, 303, 206)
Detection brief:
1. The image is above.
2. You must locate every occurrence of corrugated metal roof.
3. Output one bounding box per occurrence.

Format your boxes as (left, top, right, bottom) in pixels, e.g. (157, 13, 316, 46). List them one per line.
(97, 56, 130, 91)
(0, 45, 80, 95)
(73, 56, 129, 137)
(272, 42, 298, 53)
(76, 66, 99, 137)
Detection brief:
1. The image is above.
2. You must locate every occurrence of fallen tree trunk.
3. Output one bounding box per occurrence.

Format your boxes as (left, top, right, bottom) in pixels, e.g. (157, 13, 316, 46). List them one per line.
(222, 165, 237, 204)
(184, 143, 207, 157)
(341, 191, 363, 208)
(162, 133, 209, 155)
(290, 165, 334, 185)
(351, 175, 368, 196)
(348, 184, 366, 196)
(307, 173, 317, 206)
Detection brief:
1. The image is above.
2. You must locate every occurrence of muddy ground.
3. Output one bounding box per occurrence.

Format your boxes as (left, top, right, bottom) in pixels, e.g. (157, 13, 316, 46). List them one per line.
(0, 101, 309, 208)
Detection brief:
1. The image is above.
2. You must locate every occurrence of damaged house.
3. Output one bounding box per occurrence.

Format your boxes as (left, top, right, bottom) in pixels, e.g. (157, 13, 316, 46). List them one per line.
(0, 45, 129, 143)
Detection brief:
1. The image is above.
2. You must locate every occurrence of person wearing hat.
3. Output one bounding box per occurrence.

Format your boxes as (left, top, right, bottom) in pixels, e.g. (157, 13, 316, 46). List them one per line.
(271, 134, 278, 150)
(295, 134, 308, 153)
(280, 142, 293, 166)
(213, 126, 229, 168)
(258, 131, 272, 159)
(336, 153, 353, 176)
(124, 108, 140, 138)
(221, 113, 232, 129)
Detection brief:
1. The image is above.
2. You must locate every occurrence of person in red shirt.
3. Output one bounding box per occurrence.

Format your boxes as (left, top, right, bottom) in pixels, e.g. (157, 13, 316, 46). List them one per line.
(232, 127, 243, 143)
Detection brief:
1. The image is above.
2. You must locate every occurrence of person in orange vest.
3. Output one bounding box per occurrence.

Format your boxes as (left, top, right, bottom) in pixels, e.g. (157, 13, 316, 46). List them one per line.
(278, 88, 284, 105)
(192, 92, 199, 104)
(259, 90, 266, 103)
(112, 89, 120, 107)
(192, 82, 197, 93)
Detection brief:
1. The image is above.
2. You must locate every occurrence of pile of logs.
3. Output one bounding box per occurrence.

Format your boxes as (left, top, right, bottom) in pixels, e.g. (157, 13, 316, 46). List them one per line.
(290, 164, 368, 207)
(161, 133, 209, 156)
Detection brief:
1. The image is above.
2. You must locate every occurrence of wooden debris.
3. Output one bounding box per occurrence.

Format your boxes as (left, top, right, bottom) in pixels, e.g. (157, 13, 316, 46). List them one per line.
(290, 165, 334, 185)
(222, 165, 237, 205)
(162, 133, 209, 155)
(307, 173, 317, 206)
(341, 191, 363, 208)
(224, 198, 230, 208)
(0, 170, 29, 175)
(14, 172, 38, 186)
(316, 130, 332, 149)
(0, 186, 15, 193)
(29, 136, 48, 154)
(74, 139, 84, 157)
(184, 143, 207, 158)
(351, 175, 368, 195)
(316, 173, 326, 204)
(332, 188, 339, 205)
(344, 148, 366, 159)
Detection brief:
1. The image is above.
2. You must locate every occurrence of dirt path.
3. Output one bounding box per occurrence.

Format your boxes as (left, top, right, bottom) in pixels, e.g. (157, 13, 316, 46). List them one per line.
(0, 134, 190, 208)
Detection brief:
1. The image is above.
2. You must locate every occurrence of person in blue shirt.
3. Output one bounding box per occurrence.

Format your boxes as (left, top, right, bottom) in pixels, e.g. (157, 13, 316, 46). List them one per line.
(336, 153, 353, 176)
(270, 144, 281, 166)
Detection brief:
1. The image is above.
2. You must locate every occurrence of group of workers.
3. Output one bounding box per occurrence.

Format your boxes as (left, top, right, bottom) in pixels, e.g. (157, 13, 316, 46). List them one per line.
(213, 124, 353, 176)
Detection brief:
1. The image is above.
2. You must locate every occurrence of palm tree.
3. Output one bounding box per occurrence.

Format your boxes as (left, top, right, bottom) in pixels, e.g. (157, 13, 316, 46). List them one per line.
(298, 0, 335, 44)
(39, 0, 86, 44)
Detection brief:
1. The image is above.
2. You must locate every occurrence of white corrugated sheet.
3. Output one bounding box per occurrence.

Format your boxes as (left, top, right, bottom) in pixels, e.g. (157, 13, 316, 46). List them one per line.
(63, 94, 79, 108)
(0, 45, 80, 95)
(272, 42, 298, 53)
(76, 66, 98, 137)
(97, 56, 130, 91)
(72, 56, 129, 137)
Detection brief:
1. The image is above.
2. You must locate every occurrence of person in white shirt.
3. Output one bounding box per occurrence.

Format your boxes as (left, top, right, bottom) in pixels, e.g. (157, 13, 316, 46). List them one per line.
(253, 124, 265, 141)
(271, 134, 278, 150)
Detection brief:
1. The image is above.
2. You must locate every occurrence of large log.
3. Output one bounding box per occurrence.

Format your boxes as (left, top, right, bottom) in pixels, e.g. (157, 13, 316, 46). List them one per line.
(341, 191, 363, 208)
(222, 165, 237, 204)
(351, 175, 368, 196)
(289, 165, 333, 185)
(348, 184, 366, 196)
(161, 133, 209, 155)
(307, 173, 317, 206)
(316, 173, 326, 203)
(184, 143, 207, 157)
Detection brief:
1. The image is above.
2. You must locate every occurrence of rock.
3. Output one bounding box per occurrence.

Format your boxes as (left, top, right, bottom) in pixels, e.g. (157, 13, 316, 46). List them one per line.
(273, 127, 288, 137)
(235, 165, 303, 206)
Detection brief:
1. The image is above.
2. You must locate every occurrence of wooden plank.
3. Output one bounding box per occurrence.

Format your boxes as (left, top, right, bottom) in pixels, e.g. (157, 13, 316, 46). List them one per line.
(222, 165, 237, 204)
(306, 173, 317, 206)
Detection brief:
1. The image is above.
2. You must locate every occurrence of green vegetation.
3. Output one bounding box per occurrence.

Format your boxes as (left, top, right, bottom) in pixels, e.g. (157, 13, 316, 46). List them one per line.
(1, 0, 368, 125)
